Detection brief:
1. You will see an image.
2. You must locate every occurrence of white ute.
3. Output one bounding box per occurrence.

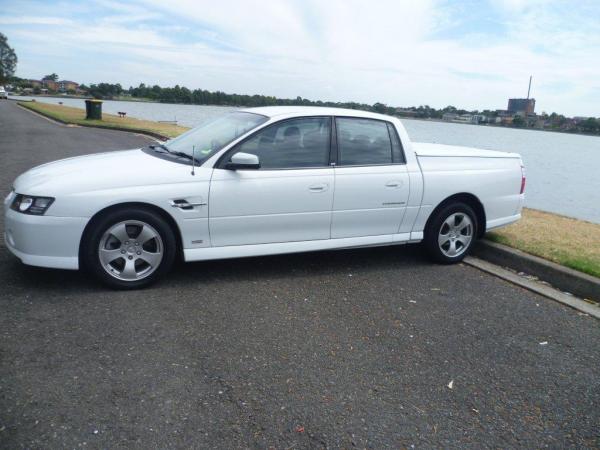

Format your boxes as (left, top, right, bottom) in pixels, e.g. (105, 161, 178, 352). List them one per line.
(4, 106, 525, 289)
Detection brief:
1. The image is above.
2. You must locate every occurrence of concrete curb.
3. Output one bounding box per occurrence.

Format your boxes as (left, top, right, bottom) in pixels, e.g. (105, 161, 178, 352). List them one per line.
(465, 257, 600, 319)
(472, 239, 600, 303)
(16, 101, 170, 141)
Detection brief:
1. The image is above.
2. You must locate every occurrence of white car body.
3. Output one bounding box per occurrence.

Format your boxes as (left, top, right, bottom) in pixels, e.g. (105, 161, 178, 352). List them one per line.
(0, 87, 8, 99)
(4, 106, 524, 272)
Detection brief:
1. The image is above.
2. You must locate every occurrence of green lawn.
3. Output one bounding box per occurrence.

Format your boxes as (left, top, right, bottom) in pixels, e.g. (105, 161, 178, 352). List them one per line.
(487, 208, 600, 279)
(18, 101, 189, 139)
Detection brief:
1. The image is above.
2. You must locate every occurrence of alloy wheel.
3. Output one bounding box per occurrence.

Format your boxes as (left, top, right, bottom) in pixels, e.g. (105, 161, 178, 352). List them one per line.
(437, 212, 473, 257)
(98, 220, 164, 281)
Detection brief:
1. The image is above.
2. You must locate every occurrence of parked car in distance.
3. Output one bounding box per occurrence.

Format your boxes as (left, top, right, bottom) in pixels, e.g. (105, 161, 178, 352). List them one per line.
(5, 106, 525, 289)
(0, 87, 8, 99)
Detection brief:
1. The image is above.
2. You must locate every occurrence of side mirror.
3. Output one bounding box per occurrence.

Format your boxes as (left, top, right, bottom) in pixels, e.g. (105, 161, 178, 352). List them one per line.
(225, 152, 260, 170)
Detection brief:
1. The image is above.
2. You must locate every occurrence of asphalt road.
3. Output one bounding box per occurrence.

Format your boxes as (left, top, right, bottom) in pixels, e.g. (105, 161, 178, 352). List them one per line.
(1, 100, 599, 449)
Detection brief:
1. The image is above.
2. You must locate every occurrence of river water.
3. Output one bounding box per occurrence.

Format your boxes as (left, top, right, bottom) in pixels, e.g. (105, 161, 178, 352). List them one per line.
(12, 95, 600, 224)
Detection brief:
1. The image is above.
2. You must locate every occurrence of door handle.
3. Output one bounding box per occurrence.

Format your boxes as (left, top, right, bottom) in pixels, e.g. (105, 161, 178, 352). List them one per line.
(170, 199, 207, 210)
(308, 183, 329, 192)
(385, 180, 403, 188)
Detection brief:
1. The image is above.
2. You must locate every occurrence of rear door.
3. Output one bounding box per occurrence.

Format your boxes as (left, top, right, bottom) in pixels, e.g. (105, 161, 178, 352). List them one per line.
(209, 116, 334, 246)
(331, 117, 409, 238)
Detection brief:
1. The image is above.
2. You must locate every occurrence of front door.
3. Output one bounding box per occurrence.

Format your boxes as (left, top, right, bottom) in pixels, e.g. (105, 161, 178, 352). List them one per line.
(209, 116, 334, 247)
(331, 117, 409, 238)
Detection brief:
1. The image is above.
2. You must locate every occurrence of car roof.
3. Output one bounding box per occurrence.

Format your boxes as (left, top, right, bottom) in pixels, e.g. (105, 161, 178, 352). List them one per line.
(239, 105, 395, 121)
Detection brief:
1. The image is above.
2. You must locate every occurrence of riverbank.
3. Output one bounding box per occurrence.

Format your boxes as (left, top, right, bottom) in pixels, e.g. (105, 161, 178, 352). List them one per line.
(11, 93, 158, 103)
(397, 114, 600, 139)
(17, 100, 188, 139)
(13, 94, 600, 138)
(487, 208, 600, 278)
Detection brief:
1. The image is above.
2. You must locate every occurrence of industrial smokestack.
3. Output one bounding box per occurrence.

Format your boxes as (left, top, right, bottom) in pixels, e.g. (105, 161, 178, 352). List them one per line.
(527, 75, 532, 99)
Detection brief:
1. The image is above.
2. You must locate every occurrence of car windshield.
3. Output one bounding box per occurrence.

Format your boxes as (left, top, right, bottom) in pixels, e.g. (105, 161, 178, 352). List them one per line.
(163, 111, 268, 162)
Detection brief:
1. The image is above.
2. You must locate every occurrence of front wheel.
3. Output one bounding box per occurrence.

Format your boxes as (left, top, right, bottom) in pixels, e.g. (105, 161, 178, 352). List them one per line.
(424, 202, 477, 264)
(82, 207, 176, 289)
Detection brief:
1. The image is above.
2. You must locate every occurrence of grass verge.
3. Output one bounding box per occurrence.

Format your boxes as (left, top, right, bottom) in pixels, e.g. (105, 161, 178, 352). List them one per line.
(18, 101, 189, 139)
(487, 208, 600, 279)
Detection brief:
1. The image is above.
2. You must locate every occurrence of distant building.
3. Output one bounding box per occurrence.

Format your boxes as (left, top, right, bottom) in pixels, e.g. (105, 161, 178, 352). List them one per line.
(471, 114, 487, 124)
(442, 113, 482, 124)
(42, 80, 59, 91)
(454, 114, 473, 124)
(507, 98, 535, 115)
(496, 110, 514, 125)
(534, 116, 549, 129)
(442, 112, 458, 121)
(59, 80, 79, 92)
(394, 108, 417, 118)
(28, 79, 42, 87)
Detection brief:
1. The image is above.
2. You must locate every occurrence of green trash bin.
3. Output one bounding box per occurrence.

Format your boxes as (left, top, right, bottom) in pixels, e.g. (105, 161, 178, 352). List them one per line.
(85, 99, 103, 120)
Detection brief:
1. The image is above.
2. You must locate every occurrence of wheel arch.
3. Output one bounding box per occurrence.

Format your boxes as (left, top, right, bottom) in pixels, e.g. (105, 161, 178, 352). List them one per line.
(425, 193, 486, 238)
(79, 202, 184, 264)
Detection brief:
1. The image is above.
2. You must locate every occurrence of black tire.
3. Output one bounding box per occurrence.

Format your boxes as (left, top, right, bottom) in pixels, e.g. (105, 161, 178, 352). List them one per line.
(424, 202, 478, 264)
(81, 207, 176, 289)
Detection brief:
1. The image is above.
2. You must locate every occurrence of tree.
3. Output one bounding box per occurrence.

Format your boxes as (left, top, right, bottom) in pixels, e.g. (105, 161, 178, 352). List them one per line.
(372, 102, 388, 114)
(512, 115, 525, 127)
(0, 33, 17, 85)
(86, 82, 124, 99)
(43, 73, 59, 81)
(581, 117, 599, 133)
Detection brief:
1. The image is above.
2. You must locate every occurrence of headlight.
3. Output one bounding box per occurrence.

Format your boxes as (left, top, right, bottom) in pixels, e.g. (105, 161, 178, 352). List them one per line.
(10, 194, 55, 215)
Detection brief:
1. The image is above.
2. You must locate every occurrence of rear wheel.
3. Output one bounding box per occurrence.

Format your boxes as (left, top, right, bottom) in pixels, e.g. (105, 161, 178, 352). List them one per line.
(82, 208, 176, 289)
(424, 202, 477, 263)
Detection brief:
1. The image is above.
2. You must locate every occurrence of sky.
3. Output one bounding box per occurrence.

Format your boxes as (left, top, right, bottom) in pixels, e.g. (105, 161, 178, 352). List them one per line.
(1, 0, 599, 116)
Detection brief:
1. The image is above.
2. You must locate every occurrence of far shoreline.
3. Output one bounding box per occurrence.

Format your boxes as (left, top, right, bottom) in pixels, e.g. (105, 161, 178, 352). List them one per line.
(9, 94, 600, 139)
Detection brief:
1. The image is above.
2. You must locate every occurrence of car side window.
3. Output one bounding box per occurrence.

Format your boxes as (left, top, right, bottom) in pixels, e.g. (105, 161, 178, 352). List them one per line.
(387, 123, 406, 164)
(336, 118, 393, 166)
(234, 117, 331, 169)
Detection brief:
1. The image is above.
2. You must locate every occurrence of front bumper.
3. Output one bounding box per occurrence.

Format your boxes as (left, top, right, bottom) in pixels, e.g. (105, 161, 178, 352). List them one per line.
(4, 207, 88, 270)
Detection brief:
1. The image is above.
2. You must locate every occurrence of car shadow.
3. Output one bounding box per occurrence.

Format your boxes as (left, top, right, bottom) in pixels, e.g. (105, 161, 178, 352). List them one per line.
(2, 243, 432, 295)
(172, 242, 430, 284)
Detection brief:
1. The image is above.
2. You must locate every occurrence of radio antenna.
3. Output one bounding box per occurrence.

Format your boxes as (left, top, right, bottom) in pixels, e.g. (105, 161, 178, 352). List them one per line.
(191, 145, 196, 176)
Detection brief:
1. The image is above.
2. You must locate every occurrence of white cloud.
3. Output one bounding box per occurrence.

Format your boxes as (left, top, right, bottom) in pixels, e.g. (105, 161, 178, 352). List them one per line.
(3, 0, 599, 116)
(0, 16, 72, 25)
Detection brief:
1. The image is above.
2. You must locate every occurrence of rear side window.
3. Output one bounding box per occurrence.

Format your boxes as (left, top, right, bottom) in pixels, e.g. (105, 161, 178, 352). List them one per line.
(336, 118, 392, 165)
(235, 117, 331, 169)
(387, 123, 406, 163)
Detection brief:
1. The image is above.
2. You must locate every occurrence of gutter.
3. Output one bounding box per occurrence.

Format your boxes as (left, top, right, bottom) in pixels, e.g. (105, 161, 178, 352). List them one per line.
(471, 239, 600, 304)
